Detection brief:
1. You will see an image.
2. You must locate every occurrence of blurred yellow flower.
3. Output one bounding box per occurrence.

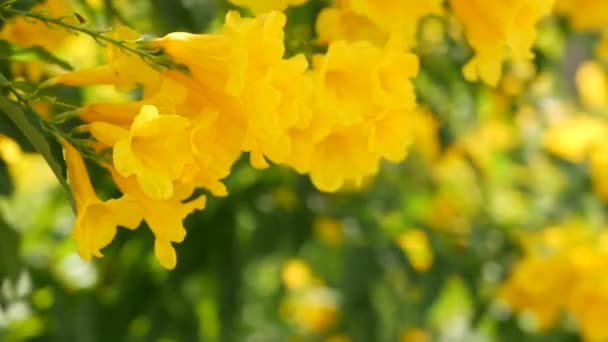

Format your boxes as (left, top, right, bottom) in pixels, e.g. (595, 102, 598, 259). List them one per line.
(0, 0, 72, 51)
(397, 229, 433, 272)
(228, 0, 309, 14)
(285, 288, 340, 333)
(317, 0, 442, 49)
(500, 224, 608, 337)
(400, 328, 431, 342)
(575, 61, 608, 109)
(555, 0, 608, 31)
(449, 0, 554, 86)
(282, 259, 315, 290)
(313, 217, 344, 246)
(543, 115, 608, 163)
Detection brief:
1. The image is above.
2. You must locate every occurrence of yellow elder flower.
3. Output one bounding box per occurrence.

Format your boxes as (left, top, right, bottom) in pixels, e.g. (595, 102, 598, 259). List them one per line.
(228, 0, 309, 14)
(499, 256, 569, 330)
(316, 8, 388, 46)
(154, 11, 285, 99)
(53, 26, 161, 93)
(0, 0, 72, 51)
(89, 105, 192, 200)
(543, 115, 608, 163)
(575, 61, 608, 109)
(111, 172, 206, 270)
(449, 0, 554, 86)
(62, 141, 142, 261)
(313, 40, 418, 125)
(555, 0, 608, 31)
(156, 11, 312, 170)
(242, 54, 313, 168)
(397, 229, 433, 272)
(287, 40, 418, 192)
(336, 0, 444, 48)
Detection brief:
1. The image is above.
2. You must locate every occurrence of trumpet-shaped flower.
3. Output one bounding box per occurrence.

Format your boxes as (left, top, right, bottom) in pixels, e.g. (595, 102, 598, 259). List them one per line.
(53, 26, 161, 92)
(62, 141, 142, 261)
(449, 0, 554, 86)
(228, 0, 309, 14)
(89, 105, 193, 200)
(339, 0, 443, 48)
(286, 40, 418, 192)
(111, 171, 206, 270)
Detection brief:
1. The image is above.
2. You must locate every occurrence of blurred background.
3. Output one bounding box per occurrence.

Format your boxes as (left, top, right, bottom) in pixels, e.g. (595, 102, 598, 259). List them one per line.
(2, 0, 608, 341)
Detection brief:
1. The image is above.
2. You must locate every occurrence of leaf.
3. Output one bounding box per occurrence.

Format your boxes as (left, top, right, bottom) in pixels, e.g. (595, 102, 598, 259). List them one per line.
(0, 157, 13, 196)
(0, 40, 73, 71)
(0, 107, 35, 152)
(0, 93, 75, 212)
(0, 214, 21, 284)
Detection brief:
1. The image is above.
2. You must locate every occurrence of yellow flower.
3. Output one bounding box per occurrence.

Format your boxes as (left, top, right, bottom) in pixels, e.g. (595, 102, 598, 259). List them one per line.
(589, 145, 608, 201)
(313, 217, 343, 246)
(397, 229, 433, 272)
(499, 257, 569, 330)
(337, 0, 444, 48)
(575, 61, 608, 108)
(89, 105, 193, 200)
(449, 0, 554, 86)
(555, 0, 608, 31)
(242, 54, 313, 168)
(316, 8, 388, 46)
(284, 288, 340, 333)
(53, 26, 161, 92)
(286, 40, 419, 192)
(543, 115, 608, 163)
(112, 171, 206, 270)
(228, 0, 309, 14)
(154, 11, 286, 99)
(281, 258, 315, 290)
(62, 141, 142, 261)
(0, 0, 72, 51)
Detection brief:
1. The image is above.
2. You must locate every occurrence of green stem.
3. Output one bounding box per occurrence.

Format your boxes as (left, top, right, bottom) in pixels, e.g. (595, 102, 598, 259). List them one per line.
(0, 1, 186, 72)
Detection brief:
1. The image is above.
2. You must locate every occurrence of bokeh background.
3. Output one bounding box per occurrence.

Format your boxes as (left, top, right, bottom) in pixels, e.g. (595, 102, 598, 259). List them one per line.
(2, 0, 608, 341)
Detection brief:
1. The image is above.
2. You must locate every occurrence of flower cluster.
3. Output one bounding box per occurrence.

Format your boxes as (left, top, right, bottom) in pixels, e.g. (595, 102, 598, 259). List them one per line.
(500, 224, 608, 341)
(449, 0, 554, 86)
(50, 7, 419, 268)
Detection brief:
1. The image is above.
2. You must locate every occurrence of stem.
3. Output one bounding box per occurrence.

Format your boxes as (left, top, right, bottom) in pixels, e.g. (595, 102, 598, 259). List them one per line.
(0, 2, 187, 72)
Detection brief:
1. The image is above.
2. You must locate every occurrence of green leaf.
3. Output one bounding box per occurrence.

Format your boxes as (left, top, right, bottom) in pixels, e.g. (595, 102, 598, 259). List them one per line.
(0, 40, 73, 71)
(0, 93, 75, 212)
(0, 106, 35, 152)
(0, 157, 13, 196)
(0, 214, 21, 284)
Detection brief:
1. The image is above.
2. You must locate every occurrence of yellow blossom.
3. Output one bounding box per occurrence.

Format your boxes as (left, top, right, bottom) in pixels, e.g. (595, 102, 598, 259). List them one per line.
(53, 26, 161, 92)
(543, 115, 608, 163)
(336, 0, 444, 48)
(575, 61, 608, 108)
(286, 40, 418, 192)
(281, 258, 315, 290)
(89, 105, 192, 200)
(62, 141, 142, 261)
(111, 171, 206, 270)
(449, 0, 555, 86)
(313, 217, 343, 246)
(555, 0, 608, 31)
(0, 0, 72, 51)
(228, 0, 309, 14)
(316, 8, 388, 46)
(156, 11, 312, 170)
(397, 229, 433, 272)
